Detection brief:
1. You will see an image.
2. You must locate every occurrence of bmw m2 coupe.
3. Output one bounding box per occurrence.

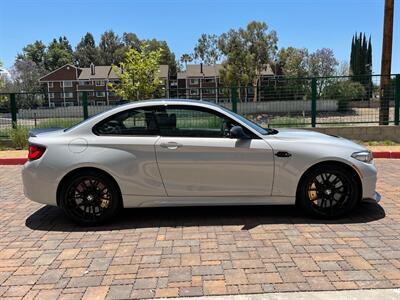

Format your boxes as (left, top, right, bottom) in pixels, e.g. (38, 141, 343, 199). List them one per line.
(22, 99, 380, 225)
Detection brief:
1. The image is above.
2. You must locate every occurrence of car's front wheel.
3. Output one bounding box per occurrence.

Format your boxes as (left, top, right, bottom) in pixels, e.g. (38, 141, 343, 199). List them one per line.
(59, 170, 121, 226)
(297, 165, 360, 219)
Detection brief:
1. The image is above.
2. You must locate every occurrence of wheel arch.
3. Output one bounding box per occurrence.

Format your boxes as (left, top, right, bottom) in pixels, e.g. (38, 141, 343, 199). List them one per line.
(56, 166, 123, 207)
(295, 160, 363, 204)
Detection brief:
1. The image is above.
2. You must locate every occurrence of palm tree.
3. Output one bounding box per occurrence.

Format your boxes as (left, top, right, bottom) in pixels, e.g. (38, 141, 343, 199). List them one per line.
(180, 53, 193, 69)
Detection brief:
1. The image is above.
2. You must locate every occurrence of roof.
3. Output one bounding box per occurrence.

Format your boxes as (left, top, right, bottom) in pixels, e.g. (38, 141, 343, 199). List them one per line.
(158, 65, 169, 78)
(177, 64, 278, 79)
(78, 66, 113, 80)
(39, 64, 78, 82)
(258, 64, 275, 76)
(177, 64, 222, 79)
(40, 64, 169, 81)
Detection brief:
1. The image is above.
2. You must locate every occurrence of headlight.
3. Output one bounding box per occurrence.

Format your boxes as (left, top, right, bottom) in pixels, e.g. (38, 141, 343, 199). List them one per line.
(351, 150, 373, 163)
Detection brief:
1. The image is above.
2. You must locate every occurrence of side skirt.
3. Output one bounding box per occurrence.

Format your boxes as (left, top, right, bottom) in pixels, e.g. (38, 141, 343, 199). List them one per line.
(122, 195, 295, 208)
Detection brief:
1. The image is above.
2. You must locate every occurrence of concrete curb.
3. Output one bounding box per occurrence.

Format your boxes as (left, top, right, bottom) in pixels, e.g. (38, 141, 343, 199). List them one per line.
(0, 158, 27, 165)
(1, 152, 400, 165)
(161, 288, 400, 300)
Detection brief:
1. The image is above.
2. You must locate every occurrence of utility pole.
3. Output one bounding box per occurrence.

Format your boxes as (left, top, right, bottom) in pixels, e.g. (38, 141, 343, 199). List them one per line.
(379, 0, 394, 125)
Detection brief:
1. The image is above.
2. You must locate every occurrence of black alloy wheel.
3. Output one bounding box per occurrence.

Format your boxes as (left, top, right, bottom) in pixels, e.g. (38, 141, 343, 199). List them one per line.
(298, 165, 360, 218)
(60, 171, 121, 226)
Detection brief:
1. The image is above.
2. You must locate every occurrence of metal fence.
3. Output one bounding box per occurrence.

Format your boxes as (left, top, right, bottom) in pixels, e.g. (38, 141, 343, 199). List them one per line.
(1, 74, 399, 138)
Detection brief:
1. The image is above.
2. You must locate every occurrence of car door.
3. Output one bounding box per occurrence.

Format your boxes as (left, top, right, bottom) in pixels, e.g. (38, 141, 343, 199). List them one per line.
(154, 105, 274, 197)
(91, 106, 166, 196)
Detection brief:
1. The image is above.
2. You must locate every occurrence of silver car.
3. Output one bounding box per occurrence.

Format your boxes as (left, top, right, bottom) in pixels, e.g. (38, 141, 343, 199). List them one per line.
(22, 99, 380, 225)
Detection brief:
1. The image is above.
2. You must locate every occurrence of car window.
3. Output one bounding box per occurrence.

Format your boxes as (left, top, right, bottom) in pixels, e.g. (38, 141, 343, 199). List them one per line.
(93, 107, 159, 136)
(154, 105, 257, 138)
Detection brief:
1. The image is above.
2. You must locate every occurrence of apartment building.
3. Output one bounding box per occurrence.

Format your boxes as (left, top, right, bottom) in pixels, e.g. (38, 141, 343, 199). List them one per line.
(176, 63, 284, 102)
(39, 63, 170, 106)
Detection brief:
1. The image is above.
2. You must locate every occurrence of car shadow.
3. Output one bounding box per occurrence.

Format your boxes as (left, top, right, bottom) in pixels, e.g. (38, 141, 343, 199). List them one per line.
(25, 202, 386, 232)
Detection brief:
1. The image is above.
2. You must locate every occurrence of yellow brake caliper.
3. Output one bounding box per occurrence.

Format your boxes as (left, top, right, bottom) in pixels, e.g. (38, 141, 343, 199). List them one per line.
(308, 182, 318, 202)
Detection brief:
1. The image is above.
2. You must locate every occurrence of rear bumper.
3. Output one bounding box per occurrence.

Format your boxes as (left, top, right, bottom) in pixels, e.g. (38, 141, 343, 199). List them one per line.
(22, 161, 58, 206)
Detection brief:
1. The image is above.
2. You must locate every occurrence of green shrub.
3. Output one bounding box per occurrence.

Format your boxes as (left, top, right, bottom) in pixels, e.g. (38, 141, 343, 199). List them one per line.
(323, 81, 366, 111)
(9, 126, 29, 149)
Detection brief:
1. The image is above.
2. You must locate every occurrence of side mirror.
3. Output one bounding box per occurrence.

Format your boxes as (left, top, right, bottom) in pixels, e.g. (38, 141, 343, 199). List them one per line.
(230, 126, 250, 140)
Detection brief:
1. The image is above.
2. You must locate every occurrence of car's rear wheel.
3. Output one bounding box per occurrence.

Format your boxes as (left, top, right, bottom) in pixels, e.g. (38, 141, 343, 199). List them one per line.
(59, 170, 121, 226)
(297, 165, 360, 219)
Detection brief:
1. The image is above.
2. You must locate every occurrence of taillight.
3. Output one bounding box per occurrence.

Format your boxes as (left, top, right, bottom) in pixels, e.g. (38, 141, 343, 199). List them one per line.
(28, 145, 46, 161)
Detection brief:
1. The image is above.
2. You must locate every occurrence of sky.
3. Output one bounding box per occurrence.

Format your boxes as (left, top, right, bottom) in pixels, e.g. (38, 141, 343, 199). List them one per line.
(0, 0, 398, 74)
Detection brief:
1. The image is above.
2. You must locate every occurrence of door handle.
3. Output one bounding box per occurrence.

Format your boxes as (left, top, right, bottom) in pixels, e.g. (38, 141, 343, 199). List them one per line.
(160, 142, 182, 150)
(275, 151, 292, 158)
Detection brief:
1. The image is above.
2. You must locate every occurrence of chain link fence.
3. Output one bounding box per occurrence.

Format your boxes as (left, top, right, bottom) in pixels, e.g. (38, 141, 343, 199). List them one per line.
(1, 74, 399, 138)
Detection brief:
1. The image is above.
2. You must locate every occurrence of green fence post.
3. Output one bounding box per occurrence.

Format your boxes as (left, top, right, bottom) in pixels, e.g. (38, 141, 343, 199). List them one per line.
(82, 91, 89, 120)
(10, 93, 17, 129)
(395, 74, 400, 126)
(311, 78, 317, 127)
(231, 87, 238, 113)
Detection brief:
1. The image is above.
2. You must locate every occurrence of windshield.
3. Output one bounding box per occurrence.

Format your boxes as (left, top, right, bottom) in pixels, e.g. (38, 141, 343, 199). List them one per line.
(221, 107, 275, 135)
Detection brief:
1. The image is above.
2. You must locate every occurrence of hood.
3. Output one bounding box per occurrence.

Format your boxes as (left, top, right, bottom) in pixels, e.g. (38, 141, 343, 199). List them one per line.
(29, 128, 65, 137)
(268, 128, 366, 151)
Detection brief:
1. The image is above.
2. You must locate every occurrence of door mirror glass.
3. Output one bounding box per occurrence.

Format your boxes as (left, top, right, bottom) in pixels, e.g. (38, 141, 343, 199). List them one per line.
(230, 126, 250, 139)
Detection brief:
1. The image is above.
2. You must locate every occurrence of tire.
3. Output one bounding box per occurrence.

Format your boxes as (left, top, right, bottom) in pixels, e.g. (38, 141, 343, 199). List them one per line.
(59, 170, 121, 226)
(297, 164, 360, 219)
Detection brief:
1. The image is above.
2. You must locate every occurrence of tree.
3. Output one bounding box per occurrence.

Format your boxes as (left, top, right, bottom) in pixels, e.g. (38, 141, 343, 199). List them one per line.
(44, 36, 73, 71)
(278, 47, 309, 99)
(10, 59, 46, 92)
(144, 39, 177, 76)
(307, 48, 338, 96)
(193, 34, 221, 65)
(218, 21, 278, 101)
(349, 33, 372, 99)
(17, 41, 46, 68)
(98, 30, 125, 65)
(74, 33, 100, 67)
(180, 53, 193, 69)
(7, 59, 46, 108)
(0, 60, 8, 107)
(278, 47, 309, 77)
(109, 44, 163, 100)
(122, 32, 141, 51)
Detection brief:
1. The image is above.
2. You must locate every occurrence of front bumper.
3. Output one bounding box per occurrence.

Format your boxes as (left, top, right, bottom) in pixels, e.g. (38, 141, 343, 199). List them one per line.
(362, 191, 381, 203)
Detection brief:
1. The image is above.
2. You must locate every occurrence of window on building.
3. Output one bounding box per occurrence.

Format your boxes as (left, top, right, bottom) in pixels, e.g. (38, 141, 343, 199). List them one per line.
(190, 89, 199, 96)
(63, 81, 73, 87)
(48, 82, 54, 88)
(203, 78, 215, 84)
(189, 78, 199, 85)
(203, 88, 216, 95)
(96, 91, 106, 97)
(79, 80, 91, 86)
(64, 92, 74, 98)
(95, 80, 105, 86)
(219, 88, 228, 95)
(48, 93, 54, 99)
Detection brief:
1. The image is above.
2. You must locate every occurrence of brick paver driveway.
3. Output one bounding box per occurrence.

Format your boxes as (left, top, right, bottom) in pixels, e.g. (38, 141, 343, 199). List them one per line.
(0, 160, 399, 299)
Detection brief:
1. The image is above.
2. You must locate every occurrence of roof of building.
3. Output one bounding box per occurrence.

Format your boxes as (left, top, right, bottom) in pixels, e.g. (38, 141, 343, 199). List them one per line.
(78, 66, 113, 80)
(158, 65, 169, 78)
(178, 64, 222, 79)
(177, 63, 279, 79)
(39, 63, 169, 82)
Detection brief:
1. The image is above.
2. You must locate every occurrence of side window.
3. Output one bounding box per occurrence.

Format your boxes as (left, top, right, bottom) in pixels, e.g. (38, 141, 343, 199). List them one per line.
(154, 106, 257, 138)
(93, 107, 158, 136)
